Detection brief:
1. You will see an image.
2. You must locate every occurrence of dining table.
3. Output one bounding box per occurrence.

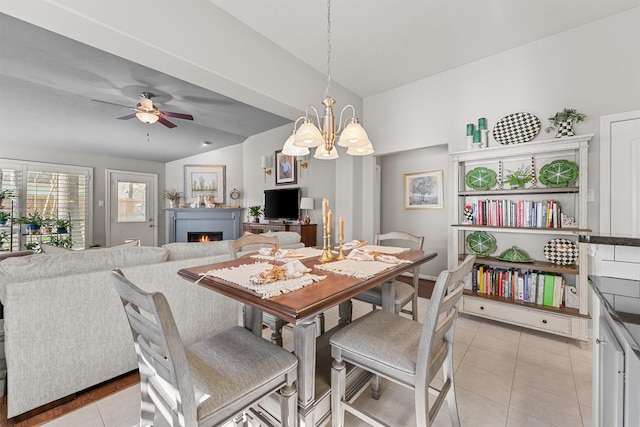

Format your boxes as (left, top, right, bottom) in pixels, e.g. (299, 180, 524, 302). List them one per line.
(178, 245, 437, 426)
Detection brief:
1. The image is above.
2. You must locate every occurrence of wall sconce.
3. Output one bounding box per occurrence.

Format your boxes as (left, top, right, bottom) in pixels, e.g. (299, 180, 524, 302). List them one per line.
(261, 155, 272, 182)
(298, 156, 309, 178)
(300, 197, 314, 224)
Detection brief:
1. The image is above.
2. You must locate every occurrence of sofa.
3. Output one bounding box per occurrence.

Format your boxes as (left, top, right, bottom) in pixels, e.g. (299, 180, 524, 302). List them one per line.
(0, 231, 304, 418)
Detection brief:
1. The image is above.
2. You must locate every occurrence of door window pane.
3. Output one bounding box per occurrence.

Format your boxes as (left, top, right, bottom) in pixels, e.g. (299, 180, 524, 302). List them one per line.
(117, 181, 147, 222)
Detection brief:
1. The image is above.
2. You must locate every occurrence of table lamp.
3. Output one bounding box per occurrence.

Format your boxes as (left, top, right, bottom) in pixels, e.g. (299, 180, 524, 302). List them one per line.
(300, 197, 314, 224)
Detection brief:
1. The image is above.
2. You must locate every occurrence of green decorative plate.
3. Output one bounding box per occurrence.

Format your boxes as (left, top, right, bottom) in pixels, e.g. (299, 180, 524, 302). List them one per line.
(539, 160, 579, 187)
(465, 167, 497, 191)
(496, 246, 534, 262)
(466, 231, 497, 256)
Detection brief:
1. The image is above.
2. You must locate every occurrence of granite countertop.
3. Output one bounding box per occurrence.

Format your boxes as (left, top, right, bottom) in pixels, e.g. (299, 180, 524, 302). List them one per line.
(579, 233, 640, 247)
(590, 275, 640, 355)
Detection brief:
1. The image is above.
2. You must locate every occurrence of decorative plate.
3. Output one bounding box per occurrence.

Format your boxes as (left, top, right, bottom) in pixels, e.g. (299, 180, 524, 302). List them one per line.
(538, 160, 579, 187)
(544, 238, 579, 265)
(492, 112, 541, 145)
(496, 246, 534, 263)
(465, 167, 497, 191)
(466, 231, 497, 256)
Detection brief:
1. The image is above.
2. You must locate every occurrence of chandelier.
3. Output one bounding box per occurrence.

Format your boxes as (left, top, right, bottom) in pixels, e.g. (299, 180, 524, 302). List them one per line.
(281, 0, 374, 160)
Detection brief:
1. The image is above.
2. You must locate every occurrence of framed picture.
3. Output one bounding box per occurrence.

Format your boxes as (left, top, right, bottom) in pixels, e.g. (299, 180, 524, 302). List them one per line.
(404, 170, 443, 209)
(184, 164, 226, 205)
(275, 149, 297, 185)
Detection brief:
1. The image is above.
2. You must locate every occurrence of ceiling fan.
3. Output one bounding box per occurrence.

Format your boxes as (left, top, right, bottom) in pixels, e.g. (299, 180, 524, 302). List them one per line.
(92, 92, 194, 128)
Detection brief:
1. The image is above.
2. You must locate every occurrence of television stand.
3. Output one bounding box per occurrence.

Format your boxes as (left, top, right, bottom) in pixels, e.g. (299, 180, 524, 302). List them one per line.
(242, 222, 317, 247)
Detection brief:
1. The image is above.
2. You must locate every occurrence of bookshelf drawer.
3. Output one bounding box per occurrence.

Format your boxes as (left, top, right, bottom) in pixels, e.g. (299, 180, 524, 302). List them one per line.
(462, 297, 572, 335)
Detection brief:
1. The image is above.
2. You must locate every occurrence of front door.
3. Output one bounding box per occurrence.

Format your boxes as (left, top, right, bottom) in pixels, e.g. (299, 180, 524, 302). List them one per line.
(106, 170, 157, 247)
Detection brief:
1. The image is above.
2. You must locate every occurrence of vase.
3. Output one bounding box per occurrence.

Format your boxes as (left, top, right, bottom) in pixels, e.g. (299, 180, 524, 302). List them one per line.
(169, 200, 178, 208)
(26, 223, 41, 234)
(555, 120, 575, 138)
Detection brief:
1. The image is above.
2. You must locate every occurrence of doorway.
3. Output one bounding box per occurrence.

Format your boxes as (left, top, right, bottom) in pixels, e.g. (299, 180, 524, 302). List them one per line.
(106, 170, 158, 247)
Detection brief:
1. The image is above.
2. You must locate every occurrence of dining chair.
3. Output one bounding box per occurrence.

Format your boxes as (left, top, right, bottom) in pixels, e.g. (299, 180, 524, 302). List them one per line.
(330, 255, 475, 427)
(111, 268, 299, 427)
(351, 231, 425, 321)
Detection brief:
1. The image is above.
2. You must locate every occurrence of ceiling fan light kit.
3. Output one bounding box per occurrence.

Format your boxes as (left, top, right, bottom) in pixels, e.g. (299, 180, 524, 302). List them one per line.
(95, 92, 194, 128)
(282, 0, 374, 160)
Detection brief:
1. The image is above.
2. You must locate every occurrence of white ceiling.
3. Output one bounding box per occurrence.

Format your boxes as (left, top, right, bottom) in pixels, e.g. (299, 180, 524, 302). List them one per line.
(1, 1, 638, 162)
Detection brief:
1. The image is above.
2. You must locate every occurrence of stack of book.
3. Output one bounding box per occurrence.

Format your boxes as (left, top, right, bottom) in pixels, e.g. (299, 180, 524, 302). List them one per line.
(465, 198, 562, 228)
(470, 265, 566, 308)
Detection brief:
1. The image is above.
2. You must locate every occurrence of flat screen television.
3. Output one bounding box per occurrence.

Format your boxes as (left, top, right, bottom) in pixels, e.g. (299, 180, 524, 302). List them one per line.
(263, 188, 300, 220)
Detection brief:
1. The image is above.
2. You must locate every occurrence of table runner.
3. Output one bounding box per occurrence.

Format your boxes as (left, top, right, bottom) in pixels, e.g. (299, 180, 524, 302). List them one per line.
(197, 261, 326, 299)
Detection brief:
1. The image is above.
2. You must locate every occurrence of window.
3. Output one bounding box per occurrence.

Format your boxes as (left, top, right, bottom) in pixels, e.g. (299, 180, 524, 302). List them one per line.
(0, 160, 92, 250)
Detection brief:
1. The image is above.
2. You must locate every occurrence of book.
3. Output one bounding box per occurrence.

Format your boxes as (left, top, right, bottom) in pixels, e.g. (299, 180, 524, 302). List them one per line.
(536, 273, 545, 305)
(543, 274, 555, 307)
(553, 275, 565, 308)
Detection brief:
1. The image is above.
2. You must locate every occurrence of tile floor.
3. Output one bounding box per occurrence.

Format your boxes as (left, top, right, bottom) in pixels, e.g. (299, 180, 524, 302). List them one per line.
(41, 298, 593, 427)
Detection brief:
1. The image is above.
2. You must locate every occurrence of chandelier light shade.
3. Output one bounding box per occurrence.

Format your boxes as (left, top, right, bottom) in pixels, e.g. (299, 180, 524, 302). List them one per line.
(283, 0, 374, 160)
(282, 133, 311, 156)
(136, 112, 159, 124)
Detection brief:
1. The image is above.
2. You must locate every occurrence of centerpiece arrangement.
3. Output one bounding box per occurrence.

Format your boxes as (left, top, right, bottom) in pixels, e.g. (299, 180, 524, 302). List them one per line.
(545, 108, 586, 138)
(161, 188, 183, 208)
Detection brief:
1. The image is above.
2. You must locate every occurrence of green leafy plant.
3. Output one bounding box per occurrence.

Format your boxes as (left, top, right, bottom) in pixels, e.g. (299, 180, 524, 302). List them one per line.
(503, 166, 533, 189)
(46, 234, 73, 248)
(248, 205, 263, 218)
(0, 231, 8, 243)
(17, 211, 45, 227)
(0, 211, 9, 221)
(55, 218, 71, 230)
(545, 108, 586, 133)
(0, 189, 12, 204)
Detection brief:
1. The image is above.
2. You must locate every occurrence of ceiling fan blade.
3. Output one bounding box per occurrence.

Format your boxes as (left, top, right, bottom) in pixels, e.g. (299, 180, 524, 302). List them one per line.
(92, 99, 132, 109)
(161, 111, 194, 121)
(157, 116, 177, 128)
(116, 113, 137, 120)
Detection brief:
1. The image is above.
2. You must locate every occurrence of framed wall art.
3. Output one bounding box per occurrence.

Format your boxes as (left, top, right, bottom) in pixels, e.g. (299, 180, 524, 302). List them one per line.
(184, 164, 226, 205)
(275, 149, 297, 185)
(404, 170, 443, 209)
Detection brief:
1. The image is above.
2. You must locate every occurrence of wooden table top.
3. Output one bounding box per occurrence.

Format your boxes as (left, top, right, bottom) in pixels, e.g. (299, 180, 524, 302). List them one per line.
(178, 249, 437, 324)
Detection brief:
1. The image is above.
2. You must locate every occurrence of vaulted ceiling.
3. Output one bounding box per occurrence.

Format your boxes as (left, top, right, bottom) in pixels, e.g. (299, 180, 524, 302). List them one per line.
(1, 1, 637, 162)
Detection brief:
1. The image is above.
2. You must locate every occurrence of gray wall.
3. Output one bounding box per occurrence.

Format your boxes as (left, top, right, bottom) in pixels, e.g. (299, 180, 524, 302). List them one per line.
(0, 142, 165, 247)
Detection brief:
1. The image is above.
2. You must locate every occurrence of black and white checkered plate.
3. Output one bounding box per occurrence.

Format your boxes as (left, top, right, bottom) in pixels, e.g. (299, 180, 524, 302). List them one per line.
(492, 112, 541, 145)
(544, 238, 579, 265)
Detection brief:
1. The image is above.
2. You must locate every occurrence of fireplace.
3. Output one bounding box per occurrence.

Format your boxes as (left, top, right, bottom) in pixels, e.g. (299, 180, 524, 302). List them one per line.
(187, 232, 223, 243)
(166, 208, 242, 243)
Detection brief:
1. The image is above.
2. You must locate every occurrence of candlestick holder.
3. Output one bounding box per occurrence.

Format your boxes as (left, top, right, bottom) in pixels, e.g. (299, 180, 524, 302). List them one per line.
(336, 234, 346, 260)
(320, 221, 333, 262)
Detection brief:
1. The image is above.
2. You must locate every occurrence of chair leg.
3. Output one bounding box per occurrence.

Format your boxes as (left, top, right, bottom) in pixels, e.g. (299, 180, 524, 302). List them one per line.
(279, 377, 298, 427)
(331, 358, 347, 427)
(271, 321, 284, 347)
(443, 353, 461, 427)
(371, 374, 381, 400)
(338, 300, 352, 325)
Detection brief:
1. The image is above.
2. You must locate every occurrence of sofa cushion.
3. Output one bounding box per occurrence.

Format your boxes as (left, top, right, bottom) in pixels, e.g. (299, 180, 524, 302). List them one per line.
(0, 246, 169, 290)
(263, 231, 302, 246)
(162, 241, 233, 261)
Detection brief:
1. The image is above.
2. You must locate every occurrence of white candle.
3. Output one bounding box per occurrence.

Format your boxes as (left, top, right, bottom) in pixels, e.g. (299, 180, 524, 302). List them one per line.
(322, 198, 328, 217)
(327, 210, 333, 232)
(339, 217, 344, 235)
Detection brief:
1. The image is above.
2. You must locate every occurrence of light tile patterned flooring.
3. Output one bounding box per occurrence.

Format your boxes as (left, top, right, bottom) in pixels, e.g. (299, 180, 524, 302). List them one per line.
(42, 298, 592, 427)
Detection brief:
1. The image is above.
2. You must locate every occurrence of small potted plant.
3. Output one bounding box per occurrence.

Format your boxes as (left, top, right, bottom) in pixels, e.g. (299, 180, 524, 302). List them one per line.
(503, 166, 533, 189)
(161, 188, 183, 208)
(545, 108, 586, 138)
(55, 218, 71, 234)
(17, 211, 45, 234)
(0, 211, 9, 226)
(0, 189, 12, 208)
(248, 205, 263, 223)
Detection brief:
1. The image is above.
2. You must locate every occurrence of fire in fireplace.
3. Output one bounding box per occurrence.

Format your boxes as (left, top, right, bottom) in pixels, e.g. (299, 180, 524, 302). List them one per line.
(187, 232, 223, 243)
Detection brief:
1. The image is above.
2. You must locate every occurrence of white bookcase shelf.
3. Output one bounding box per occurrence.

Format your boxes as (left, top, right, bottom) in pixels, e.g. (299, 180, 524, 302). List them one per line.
(449, 134, 593, 343)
